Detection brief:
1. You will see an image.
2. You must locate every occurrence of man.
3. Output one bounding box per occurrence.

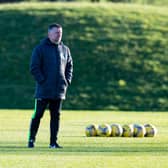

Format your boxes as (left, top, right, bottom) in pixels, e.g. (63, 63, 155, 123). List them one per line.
(28, 23, 73, 148)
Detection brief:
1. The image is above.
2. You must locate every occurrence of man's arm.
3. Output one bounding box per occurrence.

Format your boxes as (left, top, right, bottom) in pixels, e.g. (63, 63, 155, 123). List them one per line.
(65, 47, 73, 85)
(30, 46, 45, 84)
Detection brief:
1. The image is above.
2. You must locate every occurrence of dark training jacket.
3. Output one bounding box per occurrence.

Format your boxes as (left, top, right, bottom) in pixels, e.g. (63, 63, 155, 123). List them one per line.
(30, 38, 73, 100)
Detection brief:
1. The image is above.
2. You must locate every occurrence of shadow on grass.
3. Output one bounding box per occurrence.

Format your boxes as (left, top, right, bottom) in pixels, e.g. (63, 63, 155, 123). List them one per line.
(0, 144, 167, 156)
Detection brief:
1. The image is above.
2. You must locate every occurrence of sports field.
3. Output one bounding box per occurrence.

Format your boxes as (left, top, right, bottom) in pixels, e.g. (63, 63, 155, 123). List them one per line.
(0, 110, 168, 168)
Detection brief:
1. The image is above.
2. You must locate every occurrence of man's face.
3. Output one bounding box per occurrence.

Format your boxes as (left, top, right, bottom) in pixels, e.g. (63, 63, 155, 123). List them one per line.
(48, 27, 62, 44)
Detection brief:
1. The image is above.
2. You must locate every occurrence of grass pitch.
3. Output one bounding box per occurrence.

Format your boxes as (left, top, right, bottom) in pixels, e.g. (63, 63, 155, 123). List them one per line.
(0, 110, 168, 168)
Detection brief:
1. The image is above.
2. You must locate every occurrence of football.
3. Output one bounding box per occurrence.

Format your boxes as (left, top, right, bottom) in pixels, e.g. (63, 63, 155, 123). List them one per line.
(110, 123, 123, 137)
(97, 124, 111, 137)
(85, 124, 97, 137)
(122, 124, 134, 137)
(133, 124, 146, 137)
(144, 124, 157, 137)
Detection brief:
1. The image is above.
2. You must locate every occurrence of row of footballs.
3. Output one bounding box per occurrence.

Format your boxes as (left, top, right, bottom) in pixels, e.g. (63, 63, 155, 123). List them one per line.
(85, 123, 157, 137)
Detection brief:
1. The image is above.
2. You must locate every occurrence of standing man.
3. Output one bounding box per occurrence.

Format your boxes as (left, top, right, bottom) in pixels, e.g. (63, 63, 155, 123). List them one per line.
(28, 23, 73, 148)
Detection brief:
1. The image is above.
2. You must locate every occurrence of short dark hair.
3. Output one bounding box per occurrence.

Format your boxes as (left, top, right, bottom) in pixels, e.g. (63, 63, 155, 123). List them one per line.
(48, 23, 62, 32)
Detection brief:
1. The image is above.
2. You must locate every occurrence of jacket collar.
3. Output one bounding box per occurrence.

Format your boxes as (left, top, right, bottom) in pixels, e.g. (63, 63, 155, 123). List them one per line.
(42, 37, 63, 46)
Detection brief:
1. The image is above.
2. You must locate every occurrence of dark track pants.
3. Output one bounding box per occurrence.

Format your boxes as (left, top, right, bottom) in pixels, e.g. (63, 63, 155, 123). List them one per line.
(28, 98, 62, 145)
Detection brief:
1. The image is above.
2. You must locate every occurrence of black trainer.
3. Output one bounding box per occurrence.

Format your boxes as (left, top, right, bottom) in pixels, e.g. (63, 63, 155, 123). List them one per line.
(49, 142, 63, 149)
(28, 139, 34, 148)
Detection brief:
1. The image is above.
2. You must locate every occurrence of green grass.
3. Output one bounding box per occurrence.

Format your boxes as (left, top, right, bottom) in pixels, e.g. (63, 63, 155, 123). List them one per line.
(0, 109, 168, 168)
(2, 0, 168, 6)
(0, 2, 168, 110)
